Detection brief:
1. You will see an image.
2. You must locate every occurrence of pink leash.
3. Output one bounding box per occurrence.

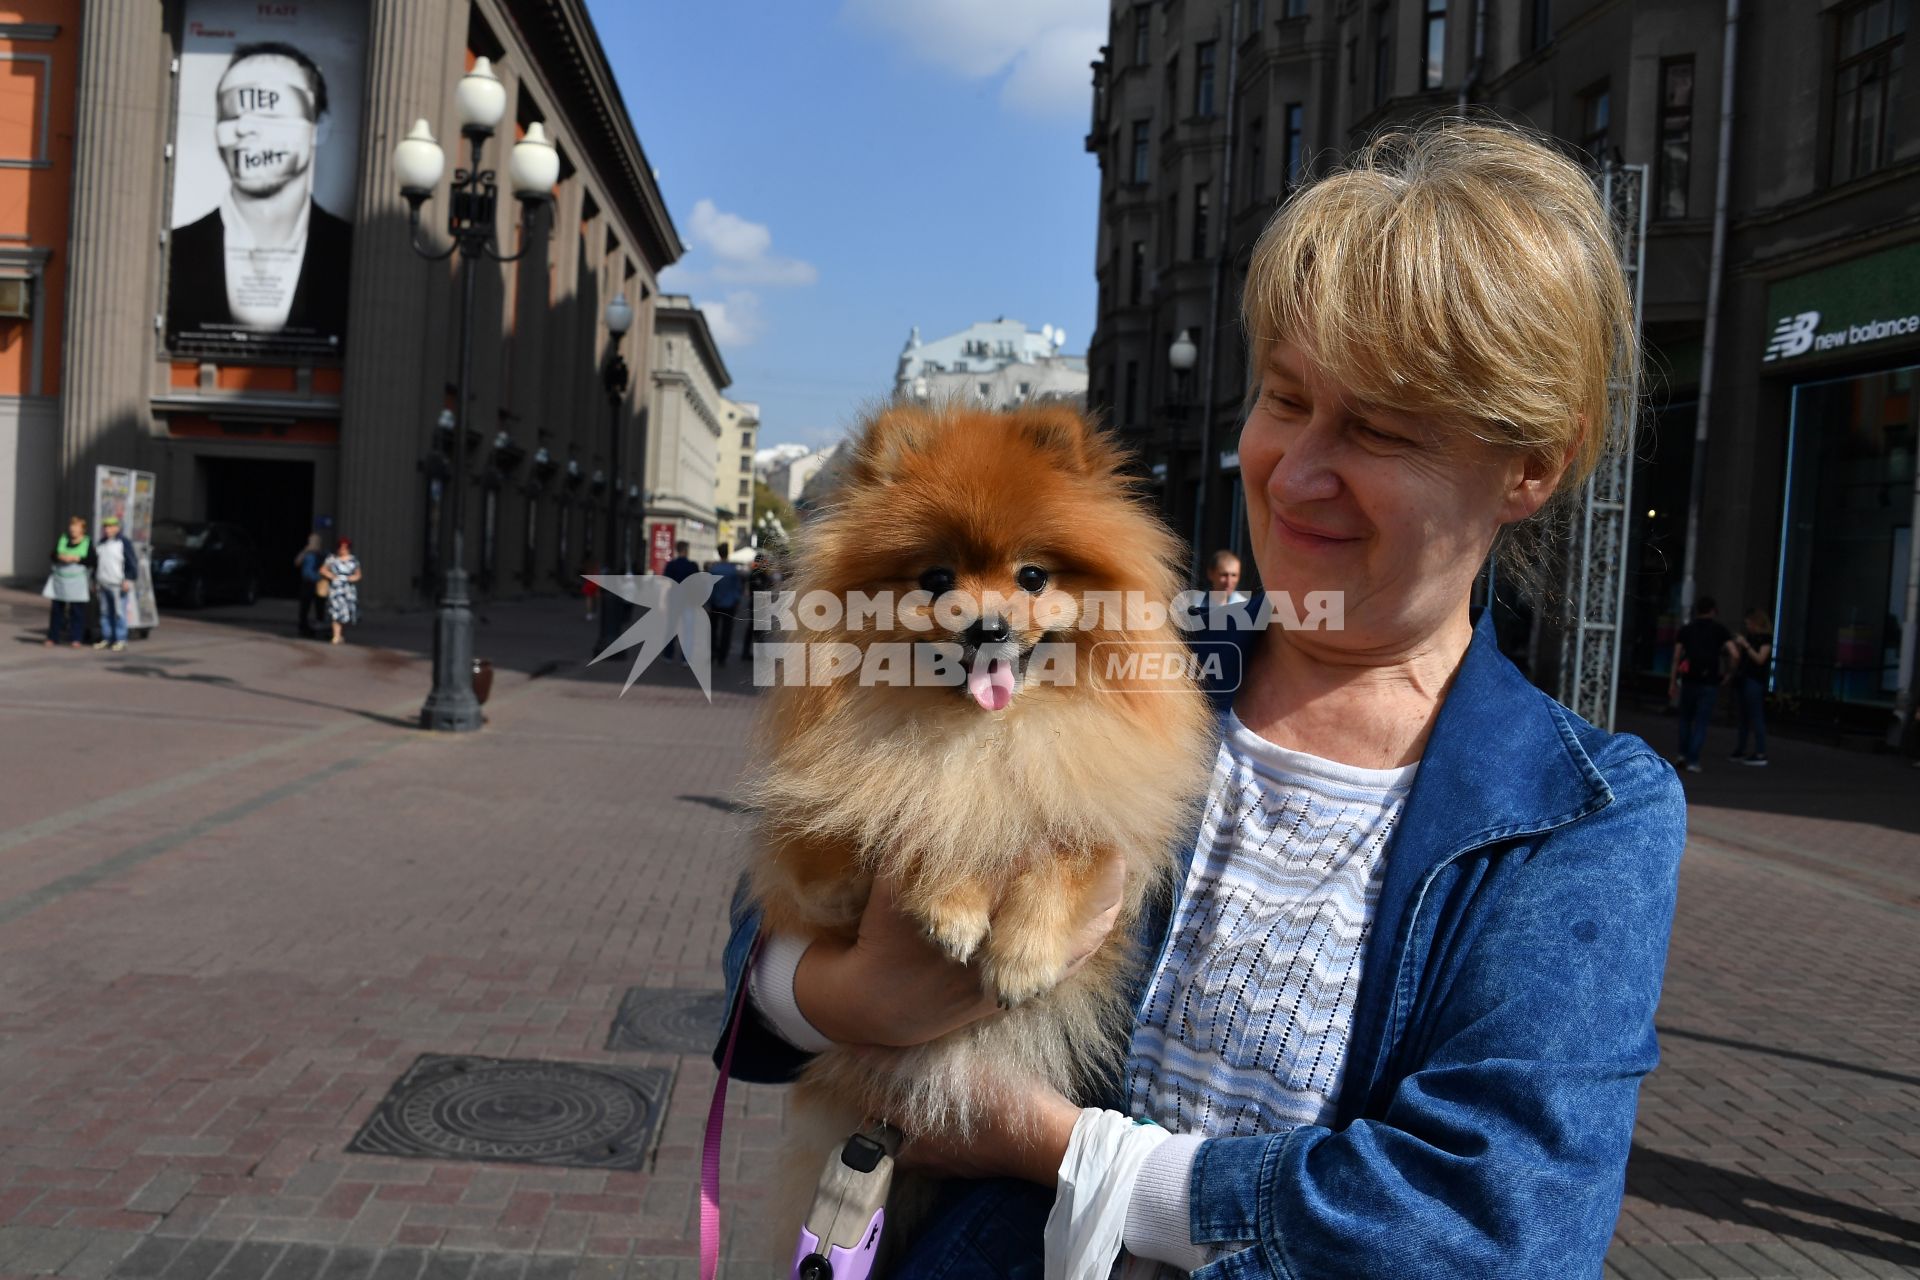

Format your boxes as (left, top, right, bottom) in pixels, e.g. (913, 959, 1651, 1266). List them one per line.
(701, 936, 762, 1280)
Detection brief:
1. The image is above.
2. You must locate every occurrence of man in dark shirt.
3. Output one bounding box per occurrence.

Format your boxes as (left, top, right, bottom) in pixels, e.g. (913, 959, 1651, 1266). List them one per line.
(1669, 596, 1736, 772)
(661, 540, 698, 663)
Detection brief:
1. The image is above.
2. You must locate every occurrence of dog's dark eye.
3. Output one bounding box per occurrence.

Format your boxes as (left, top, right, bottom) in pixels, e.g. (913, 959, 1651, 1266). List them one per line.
(1016, 565, 1049, 594)
(919, 568, 956, 596)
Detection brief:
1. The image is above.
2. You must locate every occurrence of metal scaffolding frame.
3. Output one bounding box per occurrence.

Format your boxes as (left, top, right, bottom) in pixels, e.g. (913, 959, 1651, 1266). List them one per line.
(1557, 161, 1649, 732)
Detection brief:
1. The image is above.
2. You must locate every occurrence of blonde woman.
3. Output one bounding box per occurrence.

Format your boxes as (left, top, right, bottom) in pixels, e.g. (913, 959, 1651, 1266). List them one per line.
(716, 121, 1685, 1276)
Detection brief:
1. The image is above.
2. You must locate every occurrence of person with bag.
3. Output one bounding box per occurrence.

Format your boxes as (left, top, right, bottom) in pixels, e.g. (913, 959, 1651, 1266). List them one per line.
(294, 532, 325, 637)
(1668, 595, 1736, 773)
(43, 516, 93, 648)
(318, 537, 361, 645)
(705, 543, 744, 666)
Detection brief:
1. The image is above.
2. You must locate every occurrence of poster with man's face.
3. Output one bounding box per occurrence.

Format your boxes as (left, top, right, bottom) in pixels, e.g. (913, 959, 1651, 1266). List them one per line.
(166, 0, 367, 361)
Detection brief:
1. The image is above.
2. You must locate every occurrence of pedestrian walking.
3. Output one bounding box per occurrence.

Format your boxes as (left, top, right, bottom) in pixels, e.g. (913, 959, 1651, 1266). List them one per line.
(582, 557, 600, 622)
(91, 515, 139, 652)
(662, 539, 698, 664)
(741, 553, 775, 661)
(1670, 596, 1735, 772)
(294, 532, 325, 637)
(42, 516, 92, 648)
(1730, 607, 1773, 766)
(706, 543, 743, 666)
(319, 537, 361, 645)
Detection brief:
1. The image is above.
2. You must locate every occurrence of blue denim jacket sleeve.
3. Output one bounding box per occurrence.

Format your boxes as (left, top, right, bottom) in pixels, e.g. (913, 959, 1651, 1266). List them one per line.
(714, 871, 817, 1084)
(1188, 747, 1686, 1278)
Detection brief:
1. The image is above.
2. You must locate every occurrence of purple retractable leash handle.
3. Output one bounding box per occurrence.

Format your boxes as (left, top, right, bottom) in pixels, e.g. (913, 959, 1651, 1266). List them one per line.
(791, 1123, 902, 1280)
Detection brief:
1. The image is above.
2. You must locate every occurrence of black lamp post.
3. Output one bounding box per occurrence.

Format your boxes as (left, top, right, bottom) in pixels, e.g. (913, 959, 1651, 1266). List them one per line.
(602, 293, 634, 570)
(392, 58, 557, 732)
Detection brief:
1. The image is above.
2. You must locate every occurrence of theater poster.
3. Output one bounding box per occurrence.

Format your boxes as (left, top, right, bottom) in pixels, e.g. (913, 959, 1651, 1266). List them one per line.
(166, 0, 368, 361)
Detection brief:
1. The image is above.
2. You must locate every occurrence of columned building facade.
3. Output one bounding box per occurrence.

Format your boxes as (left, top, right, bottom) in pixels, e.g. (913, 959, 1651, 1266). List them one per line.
(4, 0, 681, 608)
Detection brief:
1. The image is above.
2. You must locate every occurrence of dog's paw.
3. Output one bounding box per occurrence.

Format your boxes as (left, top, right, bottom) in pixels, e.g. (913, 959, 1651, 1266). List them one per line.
(981, 935, 1070, 1009)
(920, 901, 991, 964)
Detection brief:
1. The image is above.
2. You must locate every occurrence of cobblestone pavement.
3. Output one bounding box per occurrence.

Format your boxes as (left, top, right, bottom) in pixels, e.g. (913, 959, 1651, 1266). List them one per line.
(0, 587, 1913, 1279)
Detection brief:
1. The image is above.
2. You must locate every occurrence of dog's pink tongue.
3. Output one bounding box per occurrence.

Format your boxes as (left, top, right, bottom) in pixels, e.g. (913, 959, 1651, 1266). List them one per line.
(968, 658, 1015, 711)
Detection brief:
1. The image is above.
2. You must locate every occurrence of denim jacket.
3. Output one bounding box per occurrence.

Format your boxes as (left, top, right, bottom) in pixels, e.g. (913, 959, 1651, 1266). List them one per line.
(715, 608, 1686, 1277)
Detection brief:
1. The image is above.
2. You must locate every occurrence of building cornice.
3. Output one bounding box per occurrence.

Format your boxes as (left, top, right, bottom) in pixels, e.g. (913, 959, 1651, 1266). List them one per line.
(501, 0, 684, 271)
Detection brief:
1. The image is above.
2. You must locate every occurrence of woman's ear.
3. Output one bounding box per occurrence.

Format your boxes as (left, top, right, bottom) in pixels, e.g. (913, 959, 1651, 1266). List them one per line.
(1498, 442, 1573, 526)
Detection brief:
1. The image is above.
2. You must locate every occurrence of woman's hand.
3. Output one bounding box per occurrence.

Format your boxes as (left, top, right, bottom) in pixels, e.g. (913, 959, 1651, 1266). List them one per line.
(794, 851, 1128, 1049)
(896, 1076, 1081, 1187)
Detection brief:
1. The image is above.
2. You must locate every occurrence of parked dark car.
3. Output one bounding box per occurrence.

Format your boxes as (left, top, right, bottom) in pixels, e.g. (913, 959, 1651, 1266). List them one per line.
(150, 520, 259, 608)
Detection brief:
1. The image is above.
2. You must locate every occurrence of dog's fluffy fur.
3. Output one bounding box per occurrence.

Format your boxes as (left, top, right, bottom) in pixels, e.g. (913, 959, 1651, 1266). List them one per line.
(744, 403, 1216, 1247)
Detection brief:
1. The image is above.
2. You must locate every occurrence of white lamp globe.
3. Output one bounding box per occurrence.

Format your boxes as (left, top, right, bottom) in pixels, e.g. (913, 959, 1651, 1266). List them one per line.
(393, 119, 445, 197)
(456, 57, 508, 133)
(605, 292, 634, 336)
(508, 121, 559, 198)
(1168, 329, 1198, 372)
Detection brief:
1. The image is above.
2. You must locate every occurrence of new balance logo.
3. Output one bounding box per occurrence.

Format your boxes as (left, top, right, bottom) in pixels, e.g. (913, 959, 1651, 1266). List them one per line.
(1764, 310, 1820, 362)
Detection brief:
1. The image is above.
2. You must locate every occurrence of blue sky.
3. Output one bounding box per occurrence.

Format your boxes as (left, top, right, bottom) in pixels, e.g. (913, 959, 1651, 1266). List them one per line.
(586, 1, 1106, 450)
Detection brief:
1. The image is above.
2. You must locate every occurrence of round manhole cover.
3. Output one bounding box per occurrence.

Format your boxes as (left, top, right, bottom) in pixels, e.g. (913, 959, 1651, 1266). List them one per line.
(607, 987, 729, 1054)
(348, 1055, 671, 1171)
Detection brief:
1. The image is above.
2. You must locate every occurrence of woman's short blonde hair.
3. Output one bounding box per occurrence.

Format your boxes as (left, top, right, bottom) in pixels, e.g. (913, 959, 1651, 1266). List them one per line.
(1242, 120, 1637, 592)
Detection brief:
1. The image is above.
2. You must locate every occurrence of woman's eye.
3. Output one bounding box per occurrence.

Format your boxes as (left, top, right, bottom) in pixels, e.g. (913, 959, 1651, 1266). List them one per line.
(1015, 565, 1049, 593)
(1356, 422, 1404, 447)
(919, 568, 956, 595)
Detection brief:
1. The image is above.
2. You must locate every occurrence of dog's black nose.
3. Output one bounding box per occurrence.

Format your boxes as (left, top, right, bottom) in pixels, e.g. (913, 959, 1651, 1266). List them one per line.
(966, 615, 1011, 646)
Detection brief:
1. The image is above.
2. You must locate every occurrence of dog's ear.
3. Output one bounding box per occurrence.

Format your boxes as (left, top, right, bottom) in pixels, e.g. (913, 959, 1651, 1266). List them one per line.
(1013, 405, 1103, 474)
(850, 405, 939, 484)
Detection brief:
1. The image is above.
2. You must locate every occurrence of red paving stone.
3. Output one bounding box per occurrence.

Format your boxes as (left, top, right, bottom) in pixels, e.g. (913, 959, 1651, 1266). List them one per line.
(0, 587, 1913, 1278)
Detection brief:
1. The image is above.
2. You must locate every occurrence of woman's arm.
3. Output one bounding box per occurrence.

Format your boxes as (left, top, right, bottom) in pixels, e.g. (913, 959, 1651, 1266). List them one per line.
(1179, 748, 1685, 1275)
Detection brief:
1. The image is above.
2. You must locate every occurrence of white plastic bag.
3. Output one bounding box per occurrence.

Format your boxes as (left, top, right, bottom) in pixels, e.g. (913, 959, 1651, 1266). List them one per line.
(1044, 1109, 1171, 1280)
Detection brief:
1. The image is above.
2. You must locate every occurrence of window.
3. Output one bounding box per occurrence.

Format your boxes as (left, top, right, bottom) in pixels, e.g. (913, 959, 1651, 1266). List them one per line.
(1656, 57, 1694, 218)
(1192, 182, 1211, 259)
(1285, 0, 1309, 16)
(1125, 360, 1140, 426)
(1245, 117, 1265, 204)
(1373, 4, 1392, 107)
(1529, 0, 1552, 52)
(1131, 119, 1151, 182)
(1423, 0, 1447, 89)
(1195, 41, 1218, 116)
(978, 382, 992, 401)
(1164, 191, 1178, 260)
(1250, 0, 1265, 29)
(740, 430, 753, 447)
(1580, 81, 1611, 162)
(1165, 54, 1180, 118)
(1018, 382, 1032, 398)
(1346, 36, 1358, 84)
(1134, 5, 1152, 65)
(737, 502, 749, 518)
(1130, 240, 1147, 304)
(1831, 0, 1908, 185)
(1284, 103, 1305, 191)
(738, 479, 750, 497)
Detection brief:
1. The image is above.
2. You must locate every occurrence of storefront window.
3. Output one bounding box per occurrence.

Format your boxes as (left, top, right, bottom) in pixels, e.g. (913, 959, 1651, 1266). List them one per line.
(1777, 363, 1918, 704)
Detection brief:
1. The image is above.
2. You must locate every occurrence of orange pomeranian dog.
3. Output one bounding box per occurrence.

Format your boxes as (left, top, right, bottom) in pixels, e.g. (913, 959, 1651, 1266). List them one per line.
(742, 402, 1217, 1250)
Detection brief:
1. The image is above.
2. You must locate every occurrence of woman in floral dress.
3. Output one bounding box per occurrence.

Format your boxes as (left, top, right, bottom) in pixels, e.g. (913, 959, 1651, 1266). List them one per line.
(319, 537, 362, 645)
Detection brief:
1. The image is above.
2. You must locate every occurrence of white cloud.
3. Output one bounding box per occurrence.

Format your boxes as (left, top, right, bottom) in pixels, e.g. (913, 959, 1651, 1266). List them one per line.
(698, 291, 765, 347)
(843, 0, 1104, 119)
(687, 199, 818, 287)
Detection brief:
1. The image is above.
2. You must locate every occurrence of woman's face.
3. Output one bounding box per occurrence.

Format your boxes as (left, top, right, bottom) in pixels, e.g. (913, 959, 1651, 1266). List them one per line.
(1240, 340, 1556, 655)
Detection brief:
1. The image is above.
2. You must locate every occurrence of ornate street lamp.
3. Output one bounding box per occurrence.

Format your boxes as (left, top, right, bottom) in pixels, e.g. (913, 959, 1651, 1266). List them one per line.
(602, 293, 634, 571)
(393, 58, 557, 733)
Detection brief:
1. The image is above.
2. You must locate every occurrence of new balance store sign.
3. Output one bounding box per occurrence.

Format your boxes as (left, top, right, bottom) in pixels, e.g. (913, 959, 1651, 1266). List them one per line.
(1763, 242, 1920, 366)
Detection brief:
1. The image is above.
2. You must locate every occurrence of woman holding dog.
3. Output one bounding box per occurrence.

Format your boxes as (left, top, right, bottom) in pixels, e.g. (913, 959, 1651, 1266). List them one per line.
(720, 121, 1683, 1277)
